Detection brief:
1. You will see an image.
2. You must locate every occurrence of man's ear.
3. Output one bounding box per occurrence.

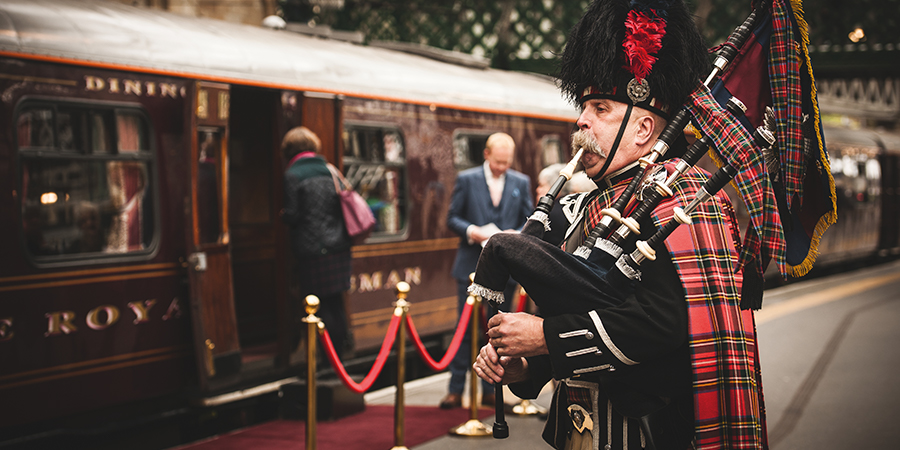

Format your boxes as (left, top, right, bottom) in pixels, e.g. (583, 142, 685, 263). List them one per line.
(633, 115, 655, 146)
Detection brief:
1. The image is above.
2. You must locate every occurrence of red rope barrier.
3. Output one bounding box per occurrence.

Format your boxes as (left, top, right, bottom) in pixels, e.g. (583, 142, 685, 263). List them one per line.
(405, 300, 474, 371)
(516, 289, 528, 313)
(320, 313, 401, 393)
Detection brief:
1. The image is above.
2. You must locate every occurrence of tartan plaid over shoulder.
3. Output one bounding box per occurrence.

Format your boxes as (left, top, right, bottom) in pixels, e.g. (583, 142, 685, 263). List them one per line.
(686, 84, 786, 279)
(583, 161, 767, 449)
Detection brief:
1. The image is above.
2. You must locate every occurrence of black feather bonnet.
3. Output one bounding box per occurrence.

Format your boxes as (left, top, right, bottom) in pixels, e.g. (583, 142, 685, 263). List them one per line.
(558, 0, 711, 118)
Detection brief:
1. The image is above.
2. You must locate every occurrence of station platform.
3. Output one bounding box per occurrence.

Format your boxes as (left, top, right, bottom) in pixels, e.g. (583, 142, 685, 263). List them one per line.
(173, 258, 900, 450)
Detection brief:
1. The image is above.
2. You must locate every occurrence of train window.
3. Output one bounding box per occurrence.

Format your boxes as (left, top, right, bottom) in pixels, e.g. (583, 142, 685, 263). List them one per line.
(342, 124, 407, 236)
(197, 129, 222, 244)
(541, 135, 564, 166)
(17, 102, 156, 261)
(452, 132, 491, 170)
(16, 108, 55, 149)
(830, 145, 880, 206)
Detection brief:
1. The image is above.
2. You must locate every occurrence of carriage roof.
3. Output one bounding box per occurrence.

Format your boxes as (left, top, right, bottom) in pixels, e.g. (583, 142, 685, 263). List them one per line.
(823, 124, 900, 155)
(0, 0, 577, 121)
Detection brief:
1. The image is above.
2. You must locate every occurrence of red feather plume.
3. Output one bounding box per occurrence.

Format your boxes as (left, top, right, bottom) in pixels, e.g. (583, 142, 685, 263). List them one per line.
(622, 9, 667, 81)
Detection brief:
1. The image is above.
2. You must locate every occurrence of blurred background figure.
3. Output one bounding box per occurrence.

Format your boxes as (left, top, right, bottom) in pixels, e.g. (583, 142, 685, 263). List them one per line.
(281, 126, 353, 357)
(443, 132, 533, 409)
(535, 164, 597, 247)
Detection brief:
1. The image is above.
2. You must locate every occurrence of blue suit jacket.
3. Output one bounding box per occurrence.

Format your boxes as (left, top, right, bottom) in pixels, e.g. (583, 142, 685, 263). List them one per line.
(447, 166, 533, 281)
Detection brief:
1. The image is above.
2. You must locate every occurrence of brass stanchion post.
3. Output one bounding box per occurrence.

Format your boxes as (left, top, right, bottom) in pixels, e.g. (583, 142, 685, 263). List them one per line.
(391, 281, 411, 450)
(302, 295, 321, 450)
(511, 399, 547, 416)
(450, 275, 491, 437)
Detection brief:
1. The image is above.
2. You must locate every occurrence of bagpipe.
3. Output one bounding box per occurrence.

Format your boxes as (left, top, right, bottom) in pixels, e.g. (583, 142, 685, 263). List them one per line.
(474, 7, 780, 438)
(470, 9, 766, 318)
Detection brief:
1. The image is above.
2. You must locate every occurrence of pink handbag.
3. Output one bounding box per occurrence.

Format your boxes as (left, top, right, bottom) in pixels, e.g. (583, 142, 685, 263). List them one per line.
(328, 164, 376, 239)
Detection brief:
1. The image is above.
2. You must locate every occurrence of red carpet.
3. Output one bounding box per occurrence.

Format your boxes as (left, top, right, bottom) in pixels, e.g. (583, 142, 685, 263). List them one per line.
(176, 405, 493, 449)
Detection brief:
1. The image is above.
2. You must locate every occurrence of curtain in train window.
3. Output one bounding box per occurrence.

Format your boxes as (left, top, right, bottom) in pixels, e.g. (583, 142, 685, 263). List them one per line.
(342, 125, 407, 236)
(17, 104, 155, 260)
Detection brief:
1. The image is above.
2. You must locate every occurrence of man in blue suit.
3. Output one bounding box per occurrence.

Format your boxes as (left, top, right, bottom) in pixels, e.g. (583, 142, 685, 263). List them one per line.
(441, 132, 533, 409)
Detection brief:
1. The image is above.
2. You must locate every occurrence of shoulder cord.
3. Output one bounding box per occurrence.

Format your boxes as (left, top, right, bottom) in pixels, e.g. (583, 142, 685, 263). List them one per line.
(591, 103, 634, 183)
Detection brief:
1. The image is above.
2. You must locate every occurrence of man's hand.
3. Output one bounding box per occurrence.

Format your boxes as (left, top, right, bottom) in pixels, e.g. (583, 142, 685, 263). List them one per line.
(485, 312, 548, 358)
(469, 225, 492, 244)
(473, 343, 529, 385)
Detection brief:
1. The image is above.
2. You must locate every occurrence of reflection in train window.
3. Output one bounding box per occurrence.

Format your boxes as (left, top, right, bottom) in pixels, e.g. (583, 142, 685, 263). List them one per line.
(343, 124, 407, 236)
(17, 102, 156, 261)
(452, 131, 491, 170)
(541, 135, 564, 166)
(197, 129, 222, 244)
(829, 145, 880, 206)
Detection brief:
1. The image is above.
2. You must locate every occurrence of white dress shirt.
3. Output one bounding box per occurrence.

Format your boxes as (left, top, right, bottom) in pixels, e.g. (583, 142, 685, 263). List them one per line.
(465, 162, 507, 244)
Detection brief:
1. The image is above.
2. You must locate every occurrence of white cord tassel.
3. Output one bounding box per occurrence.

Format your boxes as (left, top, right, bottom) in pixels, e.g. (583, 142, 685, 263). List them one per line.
(527, 211, 551, 231)
(467, 283, 505, 304)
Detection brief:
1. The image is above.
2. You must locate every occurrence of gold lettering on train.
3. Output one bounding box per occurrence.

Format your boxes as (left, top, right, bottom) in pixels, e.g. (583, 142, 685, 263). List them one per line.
(83, 76, 183, 98)
(357, 272, 382, 292)
(128, 299, 157, 324)
(35, 298, 182, 339)
(218, 92, 229, 120)
(384, 270, 401, 290)
(85, 306, 121, 331)
(405, 267, 422, 285)
(124, 79, 142, 96)
(84, 75, 106, 91)
(0, 318, 13, 342)
(45, 311, 78, 336)
(162, 297, 183, 321)
(160, 83, 179, 99)
(351, 267, 422, 293)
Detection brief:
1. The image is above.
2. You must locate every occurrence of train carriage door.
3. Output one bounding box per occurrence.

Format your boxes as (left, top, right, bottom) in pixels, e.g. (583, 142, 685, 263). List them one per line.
(301, 92, 342, 163)
(277, 92, 343, 363)
(187, 81, 241, 390)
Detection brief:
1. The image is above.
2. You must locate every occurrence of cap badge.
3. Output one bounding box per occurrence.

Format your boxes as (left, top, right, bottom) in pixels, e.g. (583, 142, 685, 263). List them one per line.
(627, 77, 650, 104)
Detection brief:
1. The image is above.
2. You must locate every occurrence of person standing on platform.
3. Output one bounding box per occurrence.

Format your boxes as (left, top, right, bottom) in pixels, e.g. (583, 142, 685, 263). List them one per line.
(536, 164, 597, 247)
(441, 132, 533, 409)
(281, 126, 353, 356)
(473, 1, 768, 449)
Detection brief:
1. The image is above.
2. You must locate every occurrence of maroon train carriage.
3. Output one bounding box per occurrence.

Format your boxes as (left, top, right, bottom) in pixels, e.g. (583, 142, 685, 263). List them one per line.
(815, 123, 900, 264)
(0, 0, 577, 442)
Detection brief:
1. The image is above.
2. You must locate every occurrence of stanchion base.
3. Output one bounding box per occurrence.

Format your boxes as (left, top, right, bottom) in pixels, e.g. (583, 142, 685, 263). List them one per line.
(449, 419, 493, 437)
(390, 447, 409, 450)
(511, 399, 547, 416)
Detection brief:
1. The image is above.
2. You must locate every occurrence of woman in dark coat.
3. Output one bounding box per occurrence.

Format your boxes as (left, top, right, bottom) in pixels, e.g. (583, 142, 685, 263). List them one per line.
(281, 126, 353, 354)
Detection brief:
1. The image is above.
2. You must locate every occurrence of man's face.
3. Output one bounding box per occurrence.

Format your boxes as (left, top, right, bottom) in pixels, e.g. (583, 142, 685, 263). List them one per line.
(484, 143, 514, 178)
(576, 99, 644, 179)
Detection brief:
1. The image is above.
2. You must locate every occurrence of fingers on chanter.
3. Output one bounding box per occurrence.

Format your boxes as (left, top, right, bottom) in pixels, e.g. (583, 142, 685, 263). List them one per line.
(473, 359, 498, 383)
(486, 343, 500, 363)
(481, 347, 503, 380)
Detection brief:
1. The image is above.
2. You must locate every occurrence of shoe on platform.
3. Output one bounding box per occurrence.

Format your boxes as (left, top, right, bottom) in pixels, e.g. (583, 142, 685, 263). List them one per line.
(480, 393, 495, 407)
(439, 393, 462, 409)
